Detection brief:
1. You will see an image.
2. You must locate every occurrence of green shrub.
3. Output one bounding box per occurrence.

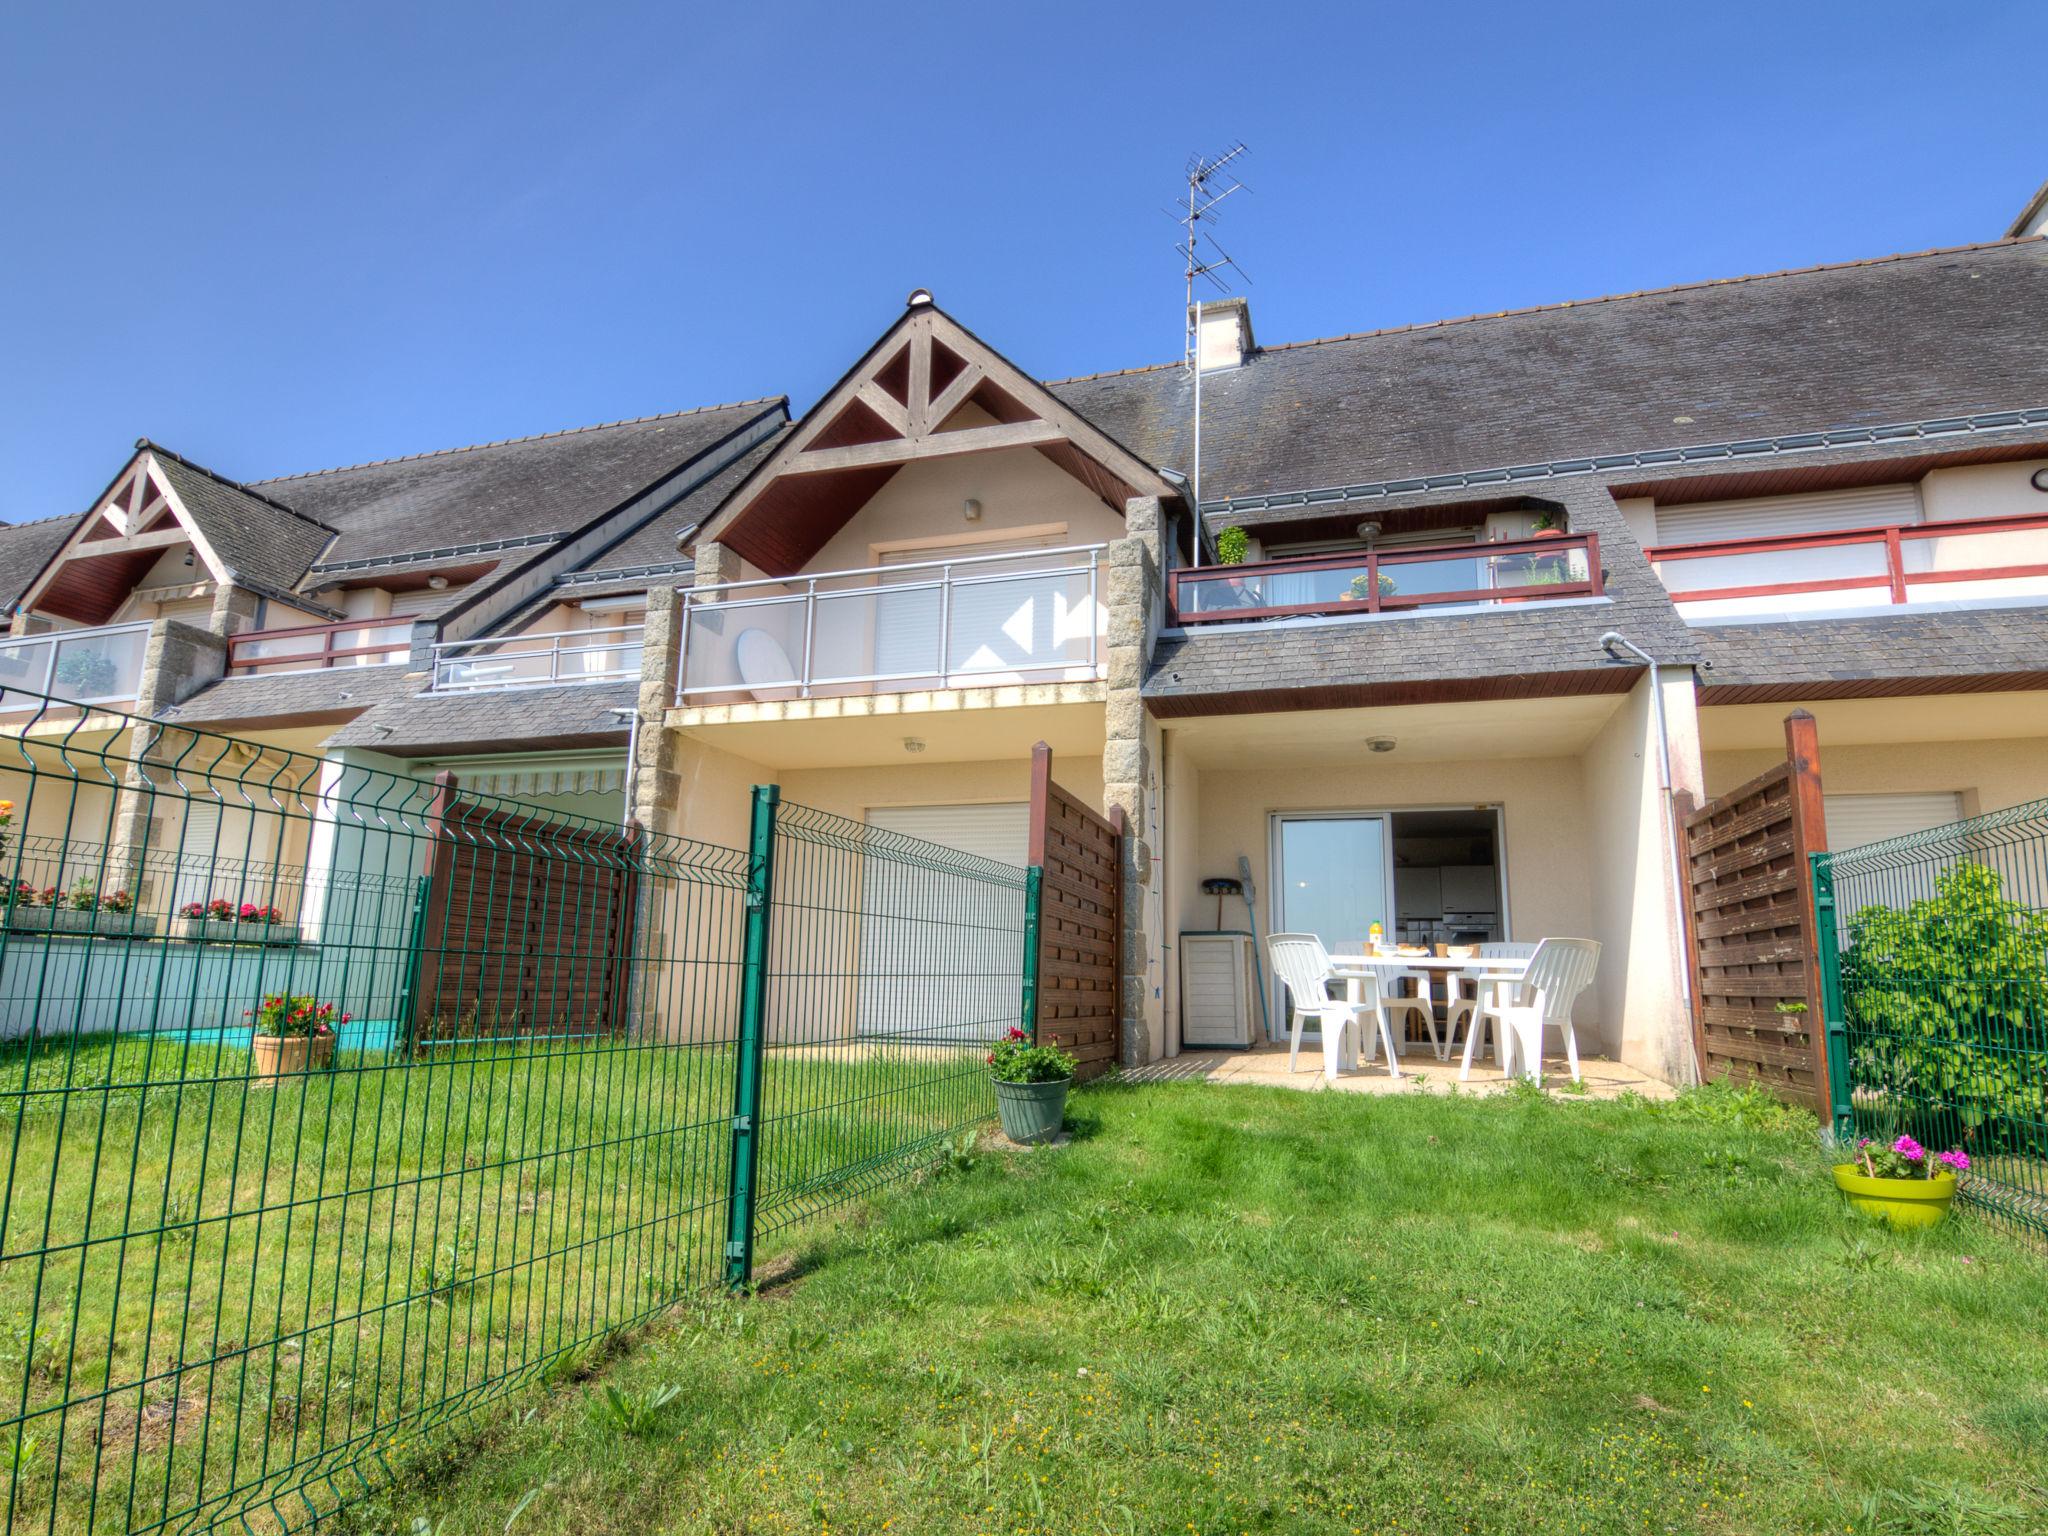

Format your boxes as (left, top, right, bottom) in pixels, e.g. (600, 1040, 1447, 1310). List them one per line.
(1214, 526, 1249, 565)
(1839, 861, 2048, 1151)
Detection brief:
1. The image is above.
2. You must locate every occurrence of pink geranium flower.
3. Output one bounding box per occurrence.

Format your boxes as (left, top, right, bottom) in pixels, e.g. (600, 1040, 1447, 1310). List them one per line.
(1892, 1134, 1925, 1162)
(1938, 1149, 1970, 1173)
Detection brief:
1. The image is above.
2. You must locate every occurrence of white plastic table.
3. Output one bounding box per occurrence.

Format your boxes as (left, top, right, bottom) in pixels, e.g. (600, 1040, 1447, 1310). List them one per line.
(1326, 953, 1533, 1073)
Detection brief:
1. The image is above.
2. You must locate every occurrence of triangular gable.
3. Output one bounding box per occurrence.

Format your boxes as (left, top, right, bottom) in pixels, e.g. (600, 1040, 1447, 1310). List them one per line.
(695, 299, 1175, 574)
(19, 448, 230, 624)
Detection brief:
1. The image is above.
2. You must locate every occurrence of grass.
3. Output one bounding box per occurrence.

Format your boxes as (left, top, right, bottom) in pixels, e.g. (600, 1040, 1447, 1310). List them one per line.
(0, 1032, 989, 1534)
(347, 1079, 2048, 1536)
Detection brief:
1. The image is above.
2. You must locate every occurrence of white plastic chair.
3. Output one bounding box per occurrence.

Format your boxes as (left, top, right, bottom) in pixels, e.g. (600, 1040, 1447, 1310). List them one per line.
(1481, 938, 1601, 1085)
(1447, 942, 1538, 1075)
(1267, 933, 1402, 1082)
(1374, 961, 1442, 1059)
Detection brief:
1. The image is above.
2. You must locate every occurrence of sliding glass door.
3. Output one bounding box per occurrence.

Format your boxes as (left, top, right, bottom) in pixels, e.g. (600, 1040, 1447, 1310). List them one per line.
(1270, 814, 1394, 1035)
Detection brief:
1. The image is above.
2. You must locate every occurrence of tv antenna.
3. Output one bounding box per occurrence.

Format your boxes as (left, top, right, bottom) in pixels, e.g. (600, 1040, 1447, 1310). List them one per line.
(1176, 143, 1251, 368)
(1171, 143, 1249, 547)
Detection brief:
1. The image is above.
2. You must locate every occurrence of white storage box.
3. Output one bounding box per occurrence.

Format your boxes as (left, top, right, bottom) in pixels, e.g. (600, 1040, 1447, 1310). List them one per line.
(1179, 931, 1256, 1048)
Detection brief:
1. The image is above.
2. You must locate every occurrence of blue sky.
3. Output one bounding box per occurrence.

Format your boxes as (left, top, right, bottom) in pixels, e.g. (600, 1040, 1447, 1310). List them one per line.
(2, 1, 2040, 522)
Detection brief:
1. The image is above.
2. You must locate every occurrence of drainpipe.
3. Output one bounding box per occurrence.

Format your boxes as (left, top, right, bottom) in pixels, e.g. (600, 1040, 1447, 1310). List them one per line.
(1598, 631, 1701, 1082)
(611, 706, 640, 834)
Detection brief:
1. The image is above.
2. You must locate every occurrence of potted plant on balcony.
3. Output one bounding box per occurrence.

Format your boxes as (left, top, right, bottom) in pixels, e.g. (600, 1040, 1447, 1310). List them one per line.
(0, 799, 12, 860)
(1833, 1133, 1967, 1230)
(987, 1026, 1077, 1145)
(248, 994, 345, 1082)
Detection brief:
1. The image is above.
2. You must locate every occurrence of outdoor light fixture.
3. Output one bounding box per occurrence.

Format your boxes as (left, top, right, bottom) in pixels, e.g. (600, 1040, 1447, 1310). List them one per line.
(963, 498, 982, 521)
(427, 575, 449, 590)
(903, 737, 926, 754)
(1366, 736, 1396, 753)
(2032, 467, 2048, 492)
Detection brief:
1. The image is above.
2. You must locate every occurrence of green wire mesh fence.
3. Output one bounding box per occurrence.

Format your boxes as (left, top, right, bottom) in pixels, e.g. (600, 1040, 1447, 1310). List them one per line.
(1814, 797, 2048, 1240)
(0, 694, 1019, 1532)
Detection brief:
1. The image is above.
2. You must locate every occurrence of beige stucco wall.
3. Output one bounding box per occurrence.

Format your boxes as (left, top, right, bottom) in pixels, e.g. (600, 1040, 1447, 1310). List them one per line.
(805, 437, 1126, 576)
(1581, 671, 1700, 1083)
(1704, 735, 2048, 820)
(1919, 457, 2048, 524)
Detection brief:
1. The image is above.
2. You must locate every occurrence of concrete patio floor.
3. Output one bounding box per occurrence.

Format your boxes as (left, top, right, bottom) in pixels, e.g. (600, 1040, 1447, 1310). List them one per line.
(1127, 1039, 1674, 1099)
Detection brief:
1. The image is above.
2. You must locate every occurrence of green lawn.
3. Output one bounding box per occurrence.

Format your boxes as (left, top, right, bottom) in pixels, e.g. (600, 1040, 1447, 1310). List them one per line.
(349, 1079, 2048, 1536)
(0, 1034, 988, 1534)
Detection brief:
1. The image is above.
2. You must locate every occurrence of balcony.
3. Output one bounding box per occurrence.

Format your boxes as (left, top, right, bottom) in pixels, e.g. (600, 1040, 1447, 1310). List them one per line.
(0, 623, 151, 712)
(227, 617, 412, 675)
(1646, 512, 2048, 621)
(676, 545, 1105, 702)
(1169, 533, 1603, 625)
(431, 625, 645, 693)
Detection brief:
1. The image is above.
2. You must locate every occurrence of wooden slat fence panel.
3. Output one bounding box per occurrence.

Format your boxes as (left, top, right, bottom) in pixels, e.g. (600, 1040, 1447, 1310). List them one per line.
(412, 773, 641, 1043)
(1027, 743, 1121, 1080)
(1680, 712, 1829, 1108)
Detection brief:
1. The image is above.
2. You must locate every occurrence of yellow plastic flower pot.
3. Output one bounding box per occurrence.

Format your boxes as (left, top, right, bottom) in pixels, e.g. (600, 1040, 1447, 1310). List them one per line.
(1832, 1164, 1957, 1229)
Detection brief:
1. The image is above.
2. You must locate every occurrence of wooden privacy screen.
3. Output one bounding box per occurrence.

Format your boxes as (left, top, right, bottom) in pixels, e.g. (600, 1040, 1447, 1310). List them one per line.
(1680, 712, 1830, 1108)
(1026, 743, 1123, 1080)
(412, 774, 641, 1042)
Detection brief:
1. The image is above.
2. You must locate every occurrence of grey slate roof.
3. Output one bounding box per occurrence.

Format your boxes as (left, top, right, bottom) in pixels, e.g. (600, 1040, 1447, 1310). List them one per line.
(147, 447, 337, 597)
(0, 516, 83, 611)
(255, 402, 780, 569)
(162, 662, 421, 729)
(1694, 607, 2048, 694)
(1052, 239, 2048, 512)
(324, 681, 637, 754)
(561, 424, 793, 586)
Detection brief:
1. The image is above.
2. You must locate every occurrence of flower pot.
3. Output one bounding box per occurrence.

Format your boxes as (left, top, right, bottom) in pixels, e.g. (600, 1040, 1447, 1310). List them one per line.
(992, 1075, 1071, 1145)
(251, 1032, 336, 1084)
(176, 917, 300, 946)
(6, 907, 157, 939)
(1832, 1163, 1958, 1229)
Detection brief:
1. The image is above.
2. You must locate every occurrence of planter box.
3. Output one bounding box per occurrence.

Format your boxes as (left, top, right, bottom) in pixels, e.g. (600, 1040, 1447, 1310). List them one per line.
(5, 907, 158, 940)
(175, 917, 301, 946)
(251, 1032, 336, 1084)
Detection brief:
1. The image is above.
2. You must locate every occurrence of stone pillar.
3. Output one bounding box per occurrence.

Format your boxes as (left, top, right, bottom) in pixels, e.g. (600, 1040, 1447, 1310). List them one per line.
(693, 541, 743, 590)
(631, 585, 684, 836)
(1104, 497, 1165, 1067)
(207, 583, 262, 637)
(109, 620, 230, 906)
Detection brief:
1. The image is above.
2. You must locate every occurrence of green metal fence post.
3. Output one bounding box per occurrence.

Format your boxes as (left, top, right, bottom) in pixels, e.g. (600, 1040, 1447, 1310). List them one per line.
(724, 783, 780, 1289)
(1810, 850, 1855, 1140)
(1020, 864, 1043, 1043)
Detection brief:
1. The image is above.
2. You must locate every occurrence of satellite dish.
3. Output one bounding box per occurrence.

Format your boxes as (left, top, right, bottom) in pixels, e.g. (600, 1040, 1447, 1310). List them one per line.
(734, 628, 797, 693)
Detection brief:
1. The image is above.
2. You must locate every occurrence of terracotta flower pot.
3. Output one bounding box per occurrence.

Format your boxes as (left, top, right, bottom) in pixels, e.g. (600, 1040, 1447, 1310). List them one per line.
(251, 1032, 336, 1084)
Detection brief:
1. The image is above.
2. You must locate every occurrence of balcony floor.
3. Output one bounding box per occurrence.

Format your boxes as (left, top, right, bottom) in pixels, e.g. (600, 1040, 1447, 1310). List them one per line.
(1131, 1040, 1672, 1099)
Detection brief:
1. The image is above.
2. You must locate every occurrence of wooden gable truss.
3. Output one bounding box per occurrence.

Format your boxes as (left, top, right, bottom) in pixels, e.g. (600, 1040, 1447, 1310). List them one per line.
(20, 450, 227, 626)
(696, 302, 1175, 574)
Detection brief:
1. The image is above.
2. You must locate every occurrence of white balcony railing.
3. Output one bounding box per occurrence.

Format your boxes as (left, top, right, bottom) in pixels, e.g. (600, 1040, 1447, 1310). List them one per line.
(0, 623, 152, 713)
(677, 545, 1106, 702)
(431, 624, 645, 693)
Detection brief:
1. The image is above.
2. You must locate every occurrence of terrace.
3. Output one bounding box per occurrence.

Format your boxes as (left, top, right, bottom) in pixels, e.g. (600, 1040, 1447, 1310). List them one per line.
(224, 615, 412, 674)
(1168, 531, 1603, 626)
(1646, 509, 2048, 621)
(0, 622, 151, 712)
(676, 544, 1105, 702)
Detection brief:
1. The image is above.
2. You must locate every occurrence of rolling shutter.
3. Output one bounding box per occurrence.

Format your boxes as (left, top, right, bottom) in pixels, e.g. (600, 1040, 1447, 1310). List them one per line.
(1655, 485, 1922, 546)
(856, 804, 1028, 1042)
(1824, 792, 1963, 850)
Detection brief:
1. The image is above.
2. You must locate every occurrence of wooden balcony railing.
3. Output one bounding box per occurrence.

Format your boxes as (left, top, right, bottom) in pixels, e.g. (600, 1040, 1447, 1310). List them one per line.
(226, 617, 413, 674)
(1168, 533, 1603, 625)
(1645, 511, 2048, 612)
